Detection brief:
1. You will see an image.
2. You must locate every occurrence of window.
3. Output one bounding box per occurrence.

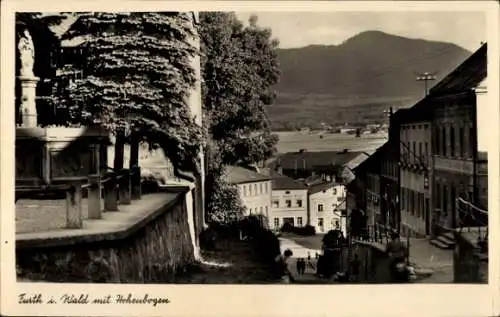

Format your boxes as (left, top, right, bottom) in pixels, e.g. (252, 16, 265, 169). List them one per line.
(412, 142, 416, 163)
(469, 126, 475, 159)
(285, 200, 292, 208)
(451, 186, 457, 224)
(272, 200, 279, 208)
(459, 127, 465, 157)
(254, 184, 257, 195)
(450, 126, 455, 157)
(249, 208, 252, 214)
(442, 127, 447, 156)
(333, 188, 337, 195)
(424, 142, 429, 163)
(260, 183, 263, 194)
(318, 204, 324, 212)
(265, 183, 268, 194)
(296, 199, 303, 207)
(265, 206, 268, 215)
(318, 218, 324, 229)
(243, 185, 247, 196)
(274, 218, 280, 228)
(443, 185, 448, 215)
(419, 142, 423, 160)
(435, 129, 440, 154)
(436, 183, 441, 210)
(297, 217, 303, 227)
(337, 196, 343, 202)
(249, 185, 252, 196)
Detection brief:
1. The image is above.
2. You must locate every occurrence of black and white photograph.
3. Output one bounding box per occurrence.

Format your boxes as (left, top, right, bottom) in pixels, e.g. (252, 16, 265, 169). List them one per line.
(2, 1, 499, 316)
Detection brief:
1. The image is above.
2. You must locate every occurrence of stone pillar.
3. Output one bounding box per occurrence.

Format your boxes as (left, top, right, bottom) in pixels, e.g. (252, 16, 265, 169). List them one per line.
(88, 175, 102, 219)
(66, 183, 83, 229)
(129, 135, 142, 200)
(19, 76, 39, 127)
(104, 173, 119, 211)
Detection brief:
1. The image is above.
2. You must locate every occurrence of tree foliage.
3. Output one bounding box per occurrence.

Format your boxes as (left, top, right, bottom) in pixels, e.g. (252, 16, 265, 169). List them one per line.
(200, 12, 280, 172)
(205, 171, 246, 224)
(200, 13, 280, 225)
(58, 12, 204, 173)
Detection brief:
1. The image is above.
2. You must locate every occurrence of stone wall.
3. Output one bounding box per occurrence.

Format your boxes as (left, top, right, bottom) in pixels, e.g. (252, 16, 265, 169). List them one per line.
(17, 193, 195, 283)
(350, 241, 392, 283)
(453, 231, 488, 283)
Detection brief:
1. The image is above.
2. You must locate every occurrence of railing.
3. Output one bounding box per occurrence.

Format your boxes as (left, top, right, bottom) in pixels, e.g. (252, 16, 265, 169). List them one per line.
(16, 166, 142, 230)
(351, 224, 398, 245)
(456, 197, 488, 253)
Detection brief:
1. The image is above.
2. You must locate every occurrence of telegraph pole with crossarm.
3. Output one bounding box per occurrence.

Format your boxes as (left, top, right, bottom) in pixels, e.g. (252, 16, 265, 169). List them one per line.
(416, 72, 437, 96)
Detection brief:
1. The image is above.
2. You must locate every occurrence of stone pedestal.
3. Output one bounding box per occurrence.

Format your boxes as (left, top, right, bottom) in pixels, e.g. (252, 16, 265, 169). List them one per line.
(16, 127, 110, 187)
(18, 75, 39, 128)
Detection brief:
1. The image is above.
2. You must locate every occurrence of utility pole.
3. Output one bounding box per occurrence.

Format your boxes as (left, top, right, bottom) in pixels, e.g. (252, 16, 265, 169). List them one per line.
(416, 72, 437, 96)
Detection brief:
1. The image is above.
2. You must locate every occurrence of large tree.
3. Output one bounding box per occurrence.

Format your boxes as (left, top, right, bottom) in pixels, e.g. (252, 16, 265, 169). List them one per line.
(200, 12, 280, 174)
(58, 12, 205, 173)
(200, 13, 280, 225)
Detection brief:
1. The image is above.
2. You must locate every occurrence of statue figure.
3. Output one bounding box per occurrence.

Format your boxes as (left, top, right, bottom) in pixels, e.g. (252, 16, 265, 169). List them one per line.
(18, 29, 35, 78)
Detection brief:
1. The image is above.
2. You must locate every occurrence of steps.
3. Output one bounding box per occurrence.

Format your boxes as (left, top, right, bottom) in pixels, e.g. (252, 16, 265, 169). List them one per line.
(429, 232, 456, 250)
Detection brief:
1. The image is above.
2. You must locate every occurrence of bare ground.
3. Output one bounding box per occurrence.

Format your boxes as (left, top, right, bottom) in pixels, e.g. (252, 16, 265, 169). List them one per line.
(172, 237, 278, 284)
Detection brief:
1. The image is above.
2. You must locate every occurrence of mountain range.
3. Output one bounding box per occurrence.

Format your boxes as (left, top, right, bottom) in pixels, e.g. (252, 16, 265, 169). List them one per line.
(269, 30, 473, 130)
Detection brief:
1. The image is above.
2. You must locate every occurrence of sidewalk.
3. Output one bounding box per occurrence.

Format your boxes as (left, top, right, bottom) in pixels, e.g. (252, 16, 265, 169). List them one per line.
(279, 237, 327, 283)
(407, 238, 454, 283)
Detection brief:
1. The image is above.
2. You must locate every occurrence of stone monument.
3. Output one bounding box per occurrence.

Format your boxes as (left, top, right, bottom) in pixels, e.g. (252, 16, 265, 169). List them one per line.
(18, 29, 39, 128)
(15, 29, 110, 189)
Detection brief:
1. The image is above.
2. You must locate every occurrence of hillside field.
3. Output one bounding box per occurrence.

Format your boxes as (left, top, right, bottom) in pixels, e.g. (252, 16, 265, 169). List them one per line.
(274, 131, 387, 154)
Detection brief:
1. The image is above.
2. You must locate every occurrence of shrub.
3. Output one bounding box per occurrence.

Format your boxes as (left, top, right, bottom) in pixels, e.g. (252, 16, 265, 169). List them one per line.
(295, 225, 316, 236)
(253, 229, 281, 265)
(280, 224, 316, 236)
(238, 215, 281, 265)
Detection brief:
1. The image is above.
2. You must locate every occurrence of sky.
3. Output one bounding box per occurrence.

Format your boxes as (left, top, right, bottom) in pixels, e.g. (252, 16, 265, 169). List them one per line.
(236, 11, 486, 52)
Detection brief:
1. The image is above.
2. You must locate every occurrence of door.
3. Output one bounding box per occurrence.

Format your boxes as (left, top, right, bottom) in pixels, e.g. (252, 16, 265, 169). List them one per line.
(425, 198, 430, 235)
(283, 217, 295, 227)
(318, 218, 324, 232)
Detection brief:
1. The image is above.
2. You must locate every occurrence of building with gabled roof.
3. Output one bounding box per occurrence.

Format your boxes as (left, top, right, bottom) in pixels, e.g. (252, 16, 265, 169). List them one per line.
(269, 172, 309, 230)
(268, 149, 369, 183)
(224, 166, 272, 218)
(307, 179, 347, 235)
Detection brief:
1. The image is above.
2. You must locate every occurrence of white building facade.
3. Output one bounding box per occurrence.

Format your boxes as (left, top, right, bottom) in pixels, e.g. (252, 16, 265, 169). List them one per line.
(237, 180, 272, 217)
(269, 174, 309, 230)
(224, 166, 272, 219)
(308, 182, 347, 234)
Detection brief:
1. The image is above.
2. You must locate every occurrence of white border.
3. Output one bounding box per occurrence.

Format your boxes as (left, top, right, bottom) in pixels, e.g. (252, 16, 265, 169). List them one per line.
(1, 1, 499, 317)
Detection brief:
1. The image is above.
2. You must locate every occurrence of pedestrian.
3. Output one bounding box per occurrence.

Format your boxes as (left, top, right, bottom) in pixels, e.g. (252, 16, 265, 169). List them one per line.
(300, 259, 306, 275)
(296, 258, 302, 275)
(307, 252, 311, 261)
(274, 249, 294, 283)
(349, 254, 361, 282)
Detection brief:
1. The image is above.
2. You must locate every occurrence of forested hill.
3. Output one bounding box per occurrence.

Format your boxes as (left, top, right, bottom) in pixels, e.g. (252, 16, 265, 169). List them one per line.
(270, 30, 472, 130)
